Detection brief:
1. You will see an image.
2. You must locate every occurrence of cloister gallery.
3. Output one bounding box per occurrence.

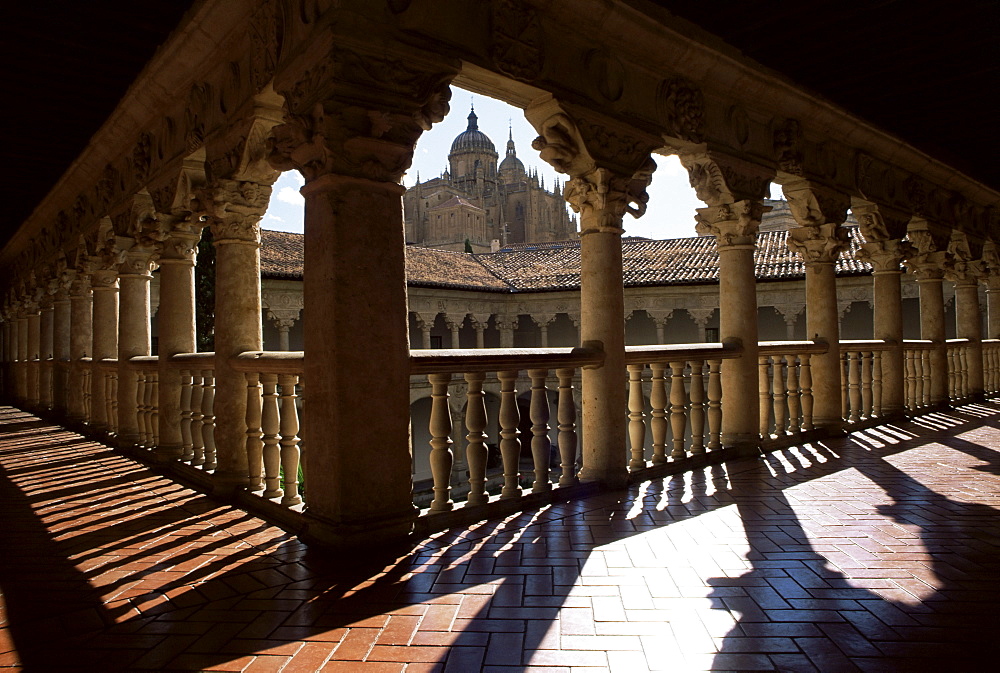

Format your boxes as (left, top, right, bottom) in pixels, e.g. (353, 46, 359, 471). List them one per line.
(2, 1, 999, 548)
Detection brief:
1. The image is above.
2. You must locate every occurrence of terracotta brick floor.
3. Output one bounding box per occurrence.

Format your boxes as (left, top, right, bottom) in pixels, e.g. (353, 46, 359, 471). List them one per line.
(2, 404, 1000, 671)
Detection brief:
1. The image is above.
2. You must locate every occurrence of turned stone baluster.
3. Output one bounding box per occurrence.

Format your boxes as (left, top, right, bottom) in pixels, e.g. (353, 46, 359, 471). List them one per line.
(800, 354, 814, 431)
(136, 370, 147, 446)
(841, 353, 851, 422)
(649, 362, 668, 464)
(962, 346, 970, 399)
(860, 351, 873, 419)
(921, 350, 932, 407)
(464, 371, 489, 505)
(202, 371, 217, 470)
(772, 356, 787, 435)
(528, 368, 552, 493)
(689, 360, 706, 455)
(669, 361, 687, 459)
(427, 373, 453, 512)
(758, 356, 772, 437)
(872, 351, 883, 417)
(904, 350, 915, 410)
(180, 370, 194, 461)
(946, 348, 955, 400)
(848, 351, 862, 423)
(111, 371, 120, 434)
(627, 364, 646, 470)
(556, 368, 578, 486)
(190, 371, 206, 465)
(278, 374, 302, 506)
(180, 369, 194, 461)
(786, 354, 801, 433)
(498, 370, 521, 499)
(245, 373, 264, 491)
(707, 360, 722, 450)
(150, 372, 159, 446)
(261, 373, 281, 497)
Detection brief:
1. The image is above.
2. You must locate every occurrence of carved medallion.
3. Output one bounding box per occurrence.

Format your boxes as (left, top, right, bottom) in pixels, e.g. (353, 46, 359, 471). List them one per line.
(586, 49, 625, 103)
(491, 0, 543, 83)
(657, 76, 705, 143)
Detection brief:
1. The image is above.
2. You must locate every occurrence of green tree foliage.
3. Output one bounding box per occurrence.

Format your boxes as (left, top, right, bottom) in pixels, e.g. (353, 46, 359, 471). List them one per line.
(464, 237, 473, 253)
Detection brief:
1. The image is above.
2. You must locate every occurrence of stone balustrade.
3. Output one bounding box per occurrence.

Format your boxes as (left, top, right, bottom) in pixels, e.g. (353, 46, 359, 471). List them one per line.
(173, 353, 217, 470)
(946, 339, 973, 403)
(838, 340, 891, 424)
(903, 341, 935, 412)
(757, 341, 827, 438)
(129, 356, 159, 450)
(624, 343, 741, 469)
(984, 340, 1000, 395)
(95, 357, 119, 436)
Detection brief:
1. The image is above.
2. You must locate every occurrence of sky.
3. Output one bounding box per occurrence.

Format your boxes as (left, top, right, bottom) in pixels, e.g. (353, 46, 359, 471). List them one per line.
(260, 90, 783, 240)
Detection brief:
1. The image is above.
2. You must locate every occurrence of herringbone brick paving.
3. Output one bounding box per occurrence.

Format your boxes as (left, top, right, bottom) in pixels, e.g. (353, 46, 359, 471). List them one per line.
(2, 403, 999, 671)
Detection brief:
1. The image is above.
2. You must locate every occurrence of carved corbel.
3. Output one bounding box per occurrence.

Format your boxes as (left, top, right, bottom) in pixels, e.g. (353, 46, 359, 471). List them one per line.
(781, 180, 850, 264)
(526, 96, 658, 233)
(269, 46, 457, 185)
(852, 200, 913, 273)
(945, 230, 985, 287)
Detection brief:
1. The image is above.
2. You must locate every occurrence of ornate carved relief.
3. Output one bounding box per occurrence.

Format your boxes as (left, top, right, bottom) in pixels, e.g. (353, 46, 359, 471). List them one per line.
(679, 151, 773, 207)
(782, 180, 849, 228)
(773, 119, 804, 176)
(249, 0, 283, 90)
(786, 223, 850, 264)
(695, 201, 771, 248)
(657, 77, 705, 144)
(201, 179, 272, 243)
(491, 0, 543, 82)
(586, 49, 625, 103)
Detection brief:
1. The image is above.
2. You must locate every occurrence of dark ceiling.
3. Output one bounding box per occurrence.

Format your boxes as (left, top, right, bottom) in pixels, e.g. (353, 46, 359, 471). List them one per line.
(1, 0, 998, 254)
(653, 0, 1000, 191)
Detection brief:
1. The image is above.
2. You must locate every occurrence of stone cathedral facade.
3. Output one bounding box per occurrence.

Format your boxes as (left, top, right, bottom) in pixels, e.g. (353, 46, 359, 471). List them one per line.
(403, 107, 577, 252)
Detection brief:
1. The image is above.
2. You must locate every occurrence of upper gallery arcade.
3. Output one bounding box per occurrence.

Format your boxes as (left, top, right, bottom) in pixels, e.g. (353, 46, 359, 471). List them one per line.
(1, 0, 999, 548)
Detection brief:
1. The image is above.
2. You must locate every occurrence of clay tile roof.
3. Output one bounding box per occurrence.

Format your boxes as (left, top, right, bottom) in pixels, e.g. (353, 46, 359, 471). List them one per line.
(260, 226, 873, 291)
(260, 229, 304, 279)
(427, 196, 483, 211)
(405, 246, 511, 291)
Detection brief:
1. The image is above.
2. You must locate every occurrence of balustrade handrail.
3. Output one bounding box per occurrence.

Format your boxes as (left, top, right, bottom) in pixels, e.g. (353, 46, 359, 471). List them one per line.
(171, 352, 216, 368)
(758, 340, 829, 356)
(946, 338, 973, 345)
(232, 351, 304, 374)
(410, 346, 603, 374)
(903, 339, 937, 350)
(625, 342, 742, 364)
(95, 357, 118, 371)
(984, 339, 1000, 344)
(837, 339, 894, 351)
(126, 355, 159, 370)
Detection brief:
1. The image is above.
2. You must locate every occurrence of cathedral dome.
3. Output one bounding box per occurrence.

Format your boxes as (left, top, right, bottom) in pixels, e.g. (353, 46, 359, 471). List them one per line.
(498, 128, 526, 177)
(450, 107, 496, 154)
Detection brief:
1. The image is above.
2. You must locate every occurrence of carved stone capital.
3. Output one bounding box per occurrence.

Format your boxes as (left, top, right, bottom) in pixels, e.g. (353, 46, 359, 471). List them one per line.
(856, 239, 912, 274)
(267, 308, 301, 330)
(851, 199, 910, 243)
(526, 97, 658, 234)
(679, 151, 773, 207)
(89, 268, 119, 290)
(905, 250, 948, 281)
(271, 46, 456, 185)
(69, 272, 92, 298)
(532, 313, 557, 328)
(201, 179, 271, 244)
(695, 200, 771, 248)
(774, 303, 806, 324)
(782, 179, 849, 228)
(787, 222, 850, 264)
(687, 307, 716, 326)
(118, 247, 158, 278)
(495, 316, 518, 332)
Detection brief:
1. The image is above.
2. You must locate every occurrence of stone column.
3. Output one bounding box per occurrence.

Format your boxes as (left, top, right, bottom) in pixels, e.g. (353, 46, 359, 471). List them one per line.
(783, 179, 851, 430)
(90, 266, 120, 432)
(268, 49, 455, 546)
(985, 242, 1000, 339)
(15, 303, 28, 401)
(445, 314, 463, 348)
(471, 315, 489, 348)
(854, 203, 911, 416)
(497, 315, 517, 348)
(52, 273, 72, 415)
(39, 293, 55, 411)
(534, 314, 556, 348)
(117, 244, 157, 446)
(681, 151, 774, 448)
(202, 181, 268, 489)
(155, 224, 201, 460)
(528, 97, 658, 485)
(947, 231, 985, 397)
(267, 310, 300, 351)
(414, 313, 433, 349)
(67, 270, 93, 423)
(649, 311, 672, 344)
(26, 294, 41, 408)
(687, 308, 715, 344)
(906, 222, 950, 405)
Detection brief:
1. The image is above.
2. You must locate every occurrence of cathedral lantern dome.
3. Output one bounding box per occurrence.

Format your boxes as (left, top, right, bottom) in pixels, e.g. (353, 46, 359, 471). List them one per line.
(498, 127, 526, 179)
(449, 107, 497, 154)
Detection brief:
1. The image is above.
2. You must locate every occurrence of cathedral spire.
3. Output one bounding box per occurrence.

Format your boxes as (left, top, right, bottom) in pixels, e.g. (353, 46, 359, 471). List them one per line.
(466, 103, 478, 131)
(506, 122, 516, 157)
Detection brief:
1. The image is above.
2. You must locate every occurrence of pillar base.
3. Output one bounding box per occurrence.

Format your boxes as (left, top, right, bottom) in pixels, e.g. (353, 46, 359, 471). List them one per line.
(578, 466, 629, 490)
(301, 508, 417, 551)
(211, 469, 251, 497)
(721, 434, 761, 458)
(152, 443, 184, 464)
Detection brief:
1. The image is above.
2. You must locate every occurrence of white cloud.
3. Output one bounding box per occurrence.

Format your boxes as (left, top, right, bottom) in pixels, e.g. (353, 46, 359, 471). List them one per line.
(292, 172, 305, 186)
(276, 186, 304, 205)
(264, 213, 285, 222)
